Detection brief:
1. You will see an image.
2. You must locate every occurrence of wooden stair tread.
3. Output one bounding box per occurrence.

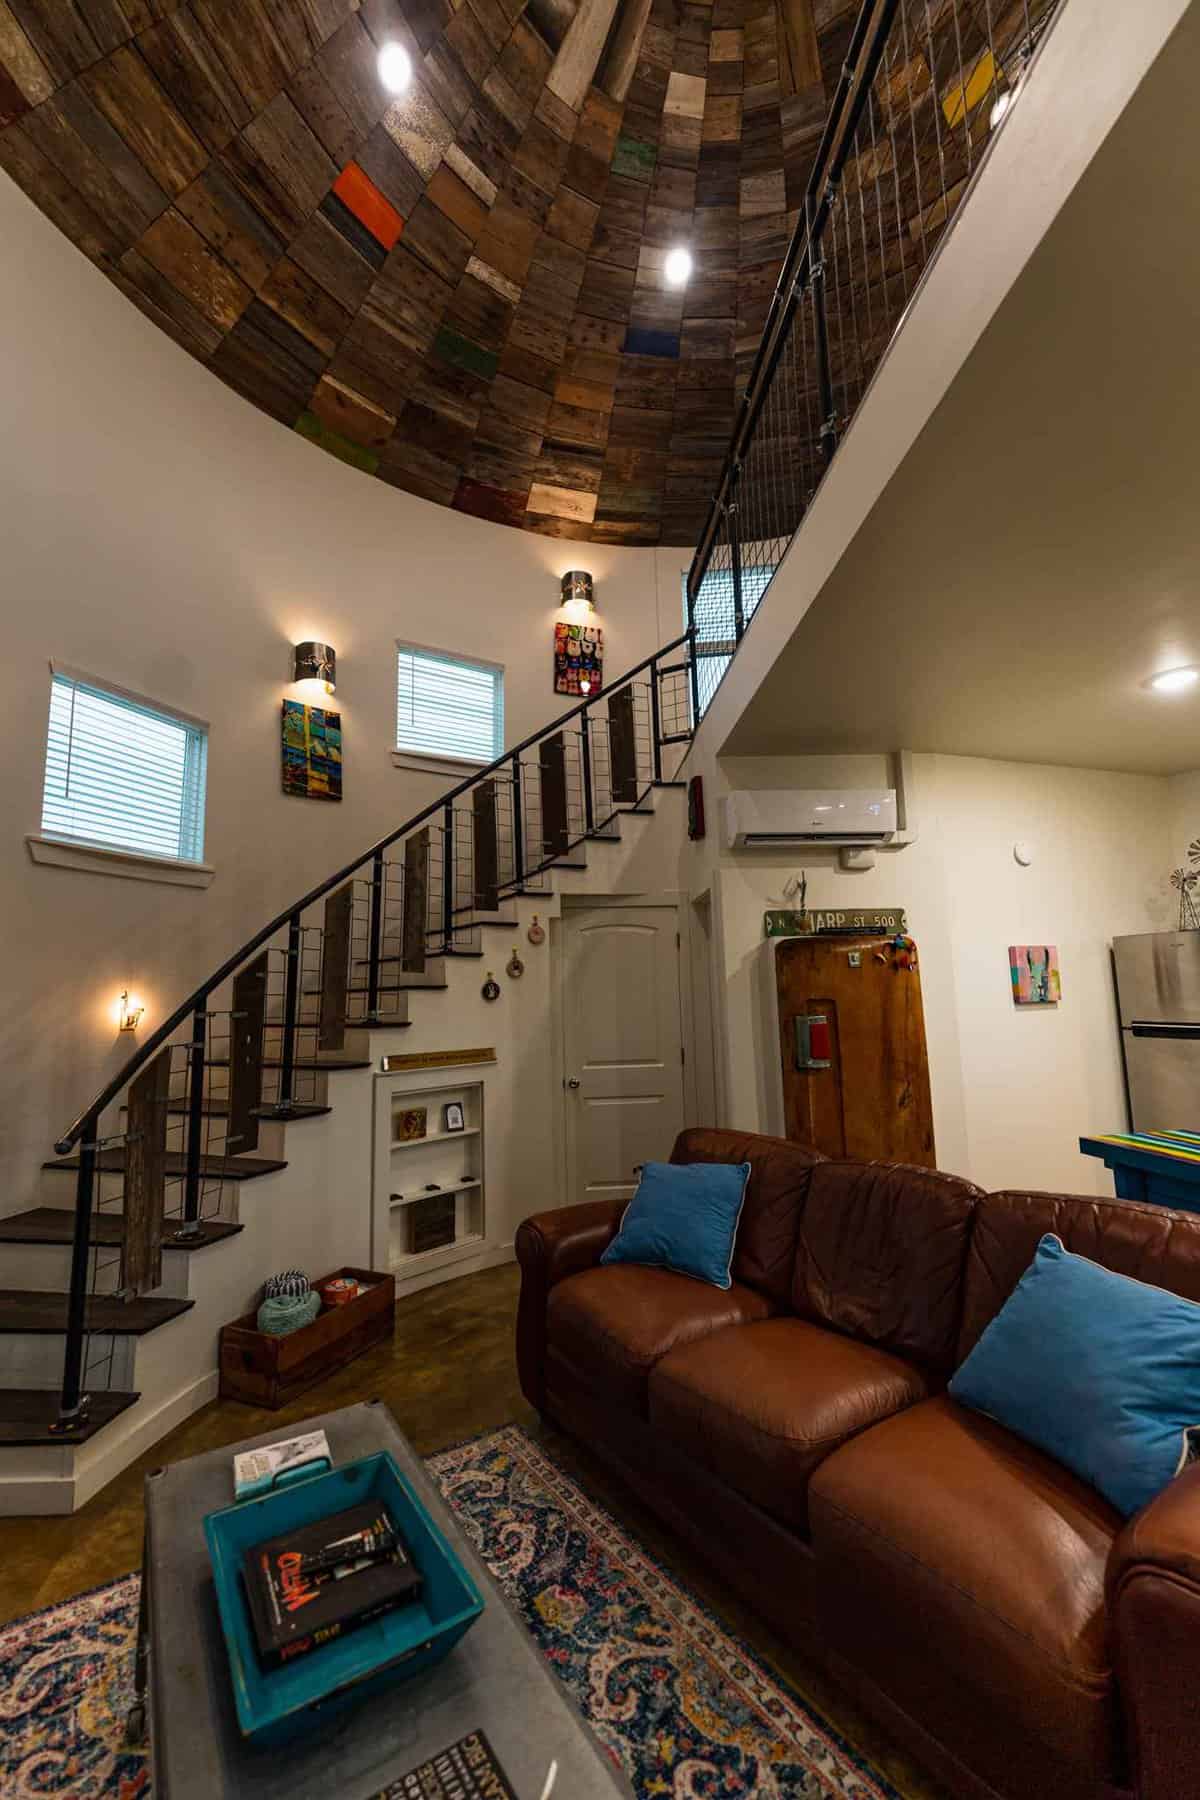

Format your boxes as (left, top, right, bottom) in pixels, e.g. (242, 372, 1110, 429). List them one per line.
(0, 1291, 194, 1334)
(44, 1151, 287, 1181)
(0, 1208, 241, 1250)
(0, 1388, 139, 1446)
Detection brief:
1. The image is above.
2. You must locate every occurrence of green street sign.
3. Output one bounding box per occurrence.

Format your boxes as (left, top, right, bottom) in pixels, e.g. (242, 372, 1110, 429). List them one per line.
(764, 908, 908, 938)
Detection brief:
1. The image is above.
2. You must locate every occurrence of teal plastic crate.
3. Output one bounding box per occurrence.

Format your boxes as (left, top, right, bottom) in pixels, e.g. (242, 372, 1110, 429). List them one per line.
(203, 1451, 484, 1743)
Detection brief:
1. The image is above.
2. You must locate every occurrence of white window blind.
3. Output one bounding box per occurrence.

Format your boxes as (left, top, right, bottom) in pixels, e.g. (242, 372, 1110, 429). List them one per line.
(41, 671, 208, 863)
(396, 645, 504, 765)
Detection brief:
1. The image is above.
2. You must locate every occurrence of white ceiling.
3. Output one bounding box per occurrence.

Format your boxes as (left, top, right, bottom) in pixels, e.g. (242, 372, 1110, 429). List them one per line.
(724, 3, 1200, 775)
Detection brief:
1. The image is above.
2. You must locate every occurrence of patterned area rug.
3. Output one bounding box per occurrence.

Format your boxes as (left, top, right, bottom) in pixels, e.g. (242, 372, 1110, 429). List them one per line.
(0, 1424, 900, 1799)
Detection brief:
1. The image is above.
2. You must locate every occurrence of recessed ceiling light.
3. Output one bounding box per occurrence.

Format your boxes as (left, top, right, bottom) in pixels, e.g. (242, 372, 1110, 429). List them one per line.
(377, 42, 412, 95)
(663, 246, 693, 289)
(1147, 666, 1200, 694)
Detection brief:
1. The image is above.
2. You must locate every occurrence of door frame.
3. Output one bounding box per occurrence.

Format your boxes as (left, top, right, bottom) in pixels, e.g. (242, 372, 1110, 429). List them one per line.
(550, 893, 701, 1203)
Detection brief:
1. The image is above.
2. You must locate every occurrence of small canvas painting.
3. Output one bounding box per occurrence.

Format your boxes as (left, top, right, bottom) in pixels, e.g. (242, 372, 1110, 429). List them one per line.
(282, 700, 342, 802)
(554, 621, 603, 697)
(1009, 944, 1061, 1006)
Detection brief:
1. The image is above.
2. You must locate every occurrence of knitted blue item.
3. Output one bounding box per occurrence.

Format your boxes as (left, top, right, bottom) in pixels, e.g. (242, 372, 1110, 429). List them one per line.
(256, 1290, 321, 1336)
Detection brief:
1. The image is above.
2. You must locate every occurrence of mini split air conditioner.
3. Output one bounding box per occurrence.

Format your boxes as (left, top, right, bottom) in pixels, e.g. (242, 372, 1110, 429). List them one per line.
(723, 789, 898, 849)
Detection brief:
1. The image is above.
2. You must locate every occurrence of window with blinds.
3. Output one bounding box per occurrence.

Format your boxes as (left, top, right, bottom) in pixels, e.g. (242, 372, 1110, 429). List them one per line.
(396, 644, 504, 765)
(40, 670, 208, 863)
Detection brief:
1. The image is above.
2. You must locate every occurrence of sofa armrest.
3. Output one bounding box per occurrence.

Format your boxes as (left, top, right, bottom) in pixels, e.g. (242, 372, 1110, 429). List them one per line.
(514, 1200, 625, 1414)
(1108, 1463, 1200, 1799)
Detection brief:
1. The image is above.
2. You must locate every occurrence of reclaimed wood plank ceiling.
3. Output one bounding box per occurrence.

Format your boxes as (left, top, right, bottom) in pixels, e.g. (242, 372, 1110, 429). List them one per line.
(0, 0, 968, 543)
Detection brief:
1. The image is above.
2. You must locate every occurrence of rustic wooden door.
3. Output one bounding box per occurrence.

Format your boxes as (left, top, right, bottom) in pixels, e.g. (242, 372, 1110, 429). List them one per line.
(775, 935, 935, 1165)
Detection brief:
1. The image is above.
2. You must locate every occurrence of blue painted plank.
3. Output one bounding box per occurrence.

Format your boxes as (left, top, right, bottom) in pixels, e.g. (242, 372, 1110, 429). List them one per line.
(622, 327, 680, 359)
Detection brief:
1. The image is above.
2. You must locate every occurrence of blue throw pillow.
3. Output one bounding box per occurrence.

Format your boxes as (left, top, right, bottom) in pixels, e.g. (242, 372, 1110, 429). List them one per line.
(949, 1233, 1200, 1518)
(600, 1160, 751, 1291)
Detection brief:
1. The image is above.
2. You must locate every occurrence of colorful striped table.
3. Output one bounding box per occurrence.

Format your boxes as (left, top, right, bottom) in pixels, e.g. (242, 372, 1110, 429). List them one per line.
(1079, 1131, 1200, 1214)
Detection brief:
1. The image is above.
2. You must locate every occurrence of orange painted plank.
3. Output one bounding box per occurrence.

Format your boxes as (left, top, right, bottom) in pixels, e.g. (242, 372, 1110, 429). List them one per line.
(332, 162, 404, 252)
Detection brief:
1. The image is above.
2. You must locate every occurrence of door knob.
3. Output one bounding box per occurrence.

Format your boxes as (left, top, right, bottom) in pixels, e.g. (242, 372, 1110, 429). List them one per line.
(566, 1076, 581, 1089)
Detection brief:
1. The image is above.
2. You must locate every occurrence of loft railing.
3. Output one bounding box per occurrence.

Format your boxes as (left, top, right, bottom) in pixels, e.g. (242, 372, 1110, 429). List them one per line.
(48, 633, 695, 1433)
(684, 0, 1061, 724)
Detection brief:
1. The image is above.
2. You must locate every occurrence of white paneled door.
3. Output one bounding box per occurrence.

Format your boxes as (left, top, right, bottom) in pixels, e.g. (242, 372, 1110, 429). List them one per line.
(561, 903, 686, 1206)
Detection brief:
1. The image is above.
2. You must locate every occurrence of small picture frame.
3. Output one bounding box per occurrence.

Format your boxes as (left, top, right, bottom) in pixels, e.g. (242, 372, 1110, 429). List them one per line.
(395, 1106, 427, 1143)
(443, 1101, 466, 1133)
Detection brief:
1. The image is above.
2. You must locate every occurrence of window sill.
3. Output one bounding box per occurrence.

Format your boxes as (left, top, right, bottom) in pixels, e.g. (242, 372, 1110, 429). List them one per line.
(26, 835, 215, 888)
(391, 750, 489, 779)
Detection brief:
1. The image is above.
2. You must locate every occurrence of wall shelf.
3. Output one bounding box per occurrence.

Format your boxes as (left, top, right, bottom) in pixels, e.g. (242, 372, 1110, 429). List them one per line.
(390, 1127, 480, 1151)
(390, 1232, 485, 1272)
(389, 1180, 481, 1207)
(373, 1077, 486, 1273)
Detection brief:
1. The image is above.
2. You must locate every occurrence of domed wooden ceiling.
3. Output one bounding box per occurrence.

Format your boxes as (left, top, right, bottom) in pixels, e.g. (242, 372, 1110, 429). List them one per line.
(0, 0, 856, 542)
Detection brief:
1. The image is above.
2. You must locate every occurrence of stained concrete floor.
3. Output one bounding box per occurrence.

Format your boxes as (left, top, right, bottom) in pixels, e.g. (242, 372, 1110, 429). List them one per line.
(0, 1264, 948, 1800)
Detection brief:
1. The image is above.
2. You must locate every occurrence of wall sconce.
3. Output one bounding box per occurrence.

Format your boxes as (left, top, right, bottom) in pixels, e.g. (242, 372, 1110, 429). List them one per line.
(559, 571, 594, 612)
(117, 990, 144, 1033)
(554, 571, 602, 698)
(292, 641, 337, 695)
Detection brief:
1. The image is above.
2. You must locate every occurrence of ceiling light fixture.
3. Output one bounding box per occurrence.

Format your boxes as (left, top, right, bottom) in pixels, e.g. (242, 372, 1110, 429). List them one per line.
(663, 246, 693, 289)
(377, 41, 412, 95)
(1147, 666, 1200, 695)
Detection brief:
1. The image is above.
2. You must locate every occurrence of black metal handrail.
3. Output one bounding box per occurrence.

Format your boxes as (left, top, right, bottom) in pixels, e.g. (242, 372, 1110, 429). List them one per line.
(50, 628, 695, 1428)
(54, 628, 693, 1155)
(685, 0, 1059, 721)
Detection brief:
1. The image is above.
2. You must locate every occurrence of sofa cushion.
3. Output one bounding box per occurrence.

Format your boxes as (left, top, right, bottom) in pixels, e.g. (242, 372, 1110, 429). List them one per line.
(671, 1127, 825, 1305)
(951, 1232, 1200, 1518)
(649, 1317, 930, 1534)
(601, 1159, 750, 1289)
(546, 1264, 774, 1413)
(809, 1394, 1122, 1781)
(958, 1187, 1200, 1363)
(792, 1161, 982, 1374)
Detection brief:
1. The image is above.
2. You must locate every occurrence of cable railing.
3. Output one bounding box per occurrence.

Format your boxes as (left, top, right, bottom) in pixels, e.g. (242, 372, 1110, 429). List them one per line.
(46, 633, 695, 1434)
(685, 0, 1061, 723)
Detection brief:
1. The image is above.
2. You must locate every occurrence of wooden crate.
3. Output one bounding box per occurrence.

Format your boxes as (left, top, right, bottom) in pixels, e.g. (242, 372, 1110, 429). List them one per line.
(219, 1267, 395, 1410)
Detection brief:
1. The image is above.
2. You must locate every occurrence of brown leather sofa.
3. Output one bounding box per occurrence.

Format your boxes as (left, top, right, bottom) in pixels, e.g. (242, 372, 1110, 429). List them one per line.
(515, 1126, 1200, 1800)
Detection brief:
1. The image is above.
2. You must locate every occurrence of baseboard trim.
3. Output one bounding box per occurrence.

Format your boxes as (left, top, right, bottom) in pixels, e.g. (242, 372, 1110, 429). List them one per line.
(394, 1241, 514, 1300)
(72, 1369, 220, 1509)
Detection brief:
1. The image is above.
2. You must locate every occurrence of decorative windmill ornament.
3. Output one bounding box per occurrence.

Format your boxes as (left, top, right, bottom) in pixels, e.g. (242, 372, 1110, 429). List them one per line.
(1171, 867, 1200, 932)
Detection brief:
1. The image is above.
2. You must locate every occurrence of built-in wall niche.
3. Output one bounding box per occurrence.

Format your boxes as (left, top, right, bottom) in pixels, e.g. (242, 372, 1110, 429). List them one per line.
(373, 1078, 485, 1277)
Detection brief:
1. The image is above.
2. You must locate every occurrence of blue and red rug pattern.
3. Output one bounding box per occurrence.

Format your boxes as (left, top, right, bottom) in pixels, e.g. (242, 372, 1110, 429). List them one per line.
(430, 1426, 900, 1799)
(0, 1424, 900, 1799)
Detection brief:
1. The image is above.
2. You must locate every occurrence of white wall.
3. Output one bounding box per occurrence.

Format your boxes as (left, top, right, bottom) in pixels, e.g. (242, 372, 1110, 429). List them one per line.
(0, 171, 689, 1209)
(685, 750, 1175, 1195)
(1169, 769, 1200, 879)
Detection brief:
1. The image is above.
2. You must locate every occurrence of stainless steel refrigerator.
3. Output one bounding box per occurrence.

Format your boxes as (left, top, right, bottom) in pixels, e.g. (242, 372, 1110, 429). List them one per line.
(1112, 932, 1200, 1133)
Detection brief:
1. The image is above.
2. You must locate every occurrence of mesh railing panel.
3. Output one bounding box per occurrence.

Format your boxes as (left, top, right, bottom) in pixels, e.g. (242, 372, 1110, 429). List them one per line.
(685, 0, 1060, 720)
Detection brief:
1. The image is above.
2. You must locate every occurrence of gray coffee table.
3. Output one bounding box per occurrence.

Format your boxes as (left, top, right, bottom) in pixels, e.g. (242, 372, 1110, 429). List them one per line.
(136, 1399, 633, 1798)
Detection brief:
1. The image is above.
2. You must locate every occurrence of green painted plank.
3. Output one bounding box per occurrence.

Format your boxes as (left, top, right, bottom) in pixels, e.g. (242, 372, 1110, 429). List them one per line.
(434, 326, 499, 380)
(612, 134, 656, 182)
(294, 411, 381, 475)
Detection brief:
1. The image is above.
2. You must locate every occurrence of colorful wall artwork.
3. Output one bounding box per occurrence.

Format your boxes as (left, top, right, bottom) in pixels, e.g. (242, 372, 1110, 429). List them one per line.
(1009, 944, 1061, 1005)
(282, 700, 342, 801)
(554, 621, 603, 697)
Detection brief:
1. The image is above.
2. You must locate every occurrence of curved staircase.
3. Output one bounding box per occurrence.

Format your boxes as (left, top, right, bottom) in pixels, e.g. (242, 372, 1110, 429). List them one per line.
(0, 636, 694, 1513)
